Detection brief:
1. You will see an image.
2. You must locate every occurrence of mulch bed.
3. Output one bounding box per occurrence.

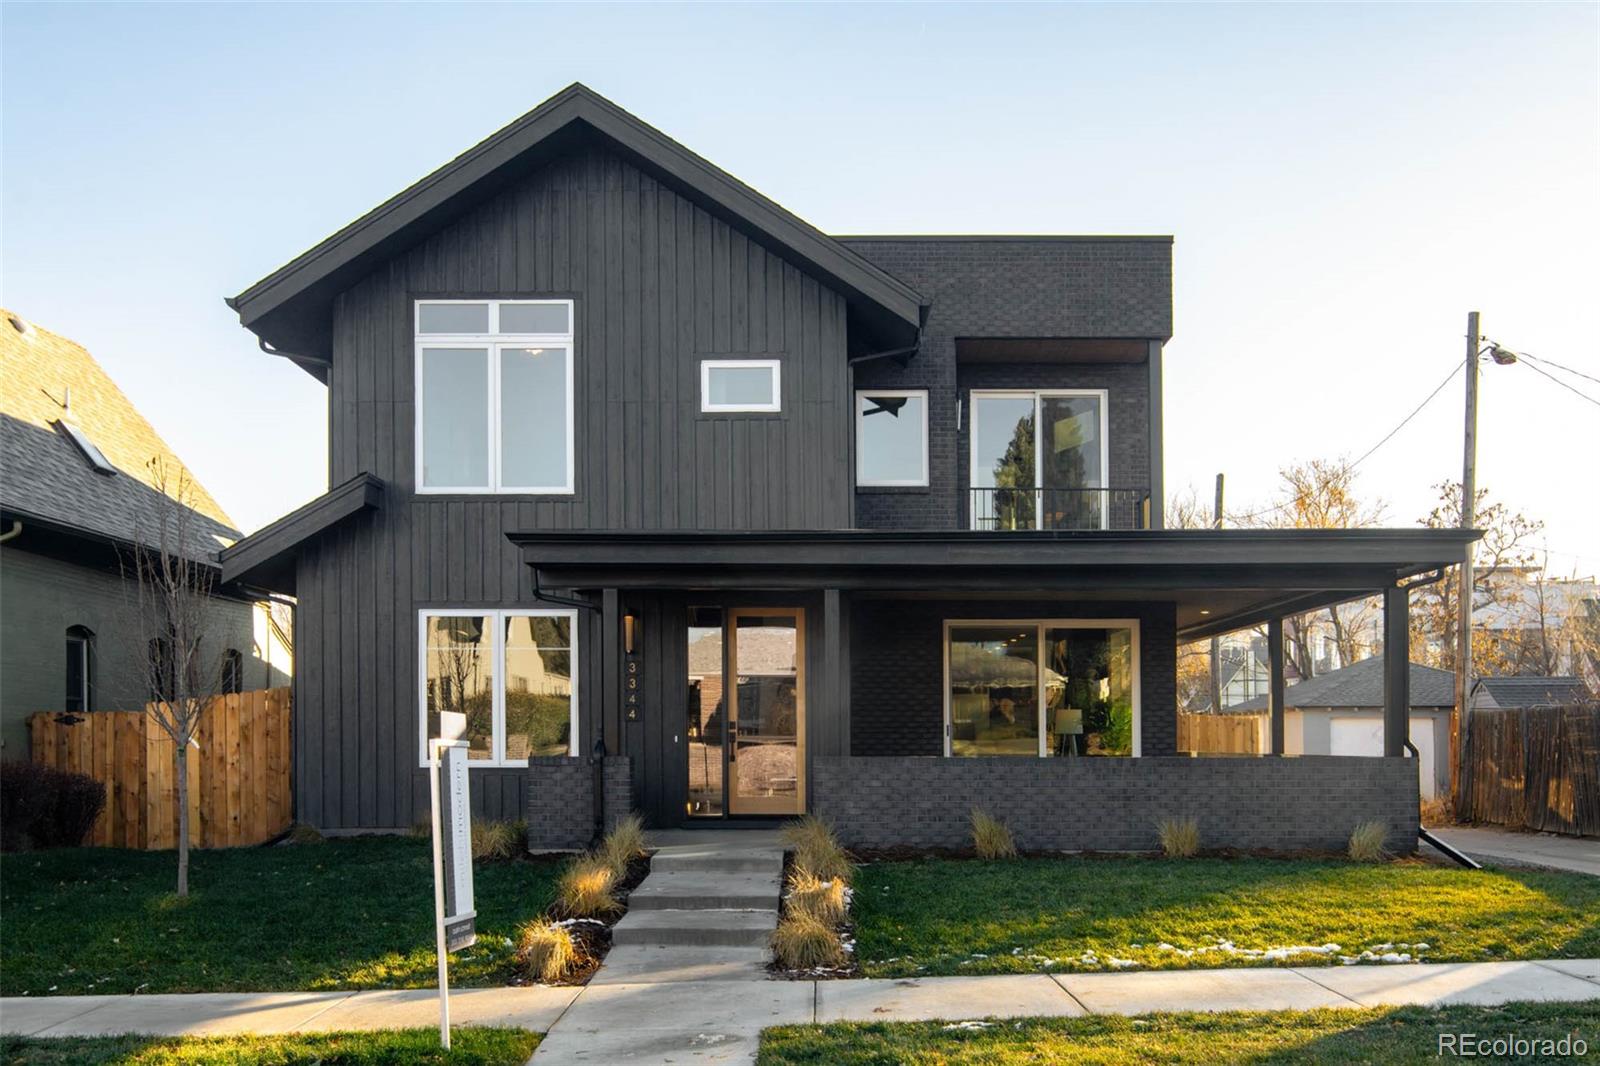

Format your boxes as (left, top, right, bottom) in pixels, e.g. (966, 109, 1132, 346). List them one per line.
(851, 845, 1369, 863)
(514, 852, 652, 986)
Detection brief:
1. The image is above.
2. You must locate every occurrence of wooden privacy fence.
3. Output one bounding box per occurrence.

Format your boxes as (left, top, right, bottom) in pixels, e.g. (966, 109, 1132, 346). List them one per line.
(1178, 711, 1267, 754)
(1457, 705, 1599, 837)
(27, 688, 292, 849)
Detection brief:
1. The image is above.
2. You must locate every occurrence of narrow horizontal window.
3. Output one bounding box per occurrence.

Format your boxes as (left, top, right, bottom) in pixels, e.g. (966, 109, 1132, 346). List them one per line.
(856, 390, 928, 486)
(701, 359, 780, 413)
(419, 608, 579, 767)
(414, 300, 574, 493)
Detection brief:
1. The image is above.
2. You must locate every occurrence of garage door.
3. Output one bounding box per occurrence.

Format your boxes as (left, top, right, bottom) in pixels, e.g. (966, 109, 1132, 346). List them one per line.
(1330, 717, 1437, 799)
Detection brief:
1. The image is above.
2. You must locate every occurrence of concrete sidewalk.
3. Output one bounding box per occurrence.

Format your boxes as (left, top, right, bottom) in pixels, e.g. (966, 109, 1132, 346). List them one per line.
(1429, 826, 1600, 877)
(3, 959, 1596, 1045)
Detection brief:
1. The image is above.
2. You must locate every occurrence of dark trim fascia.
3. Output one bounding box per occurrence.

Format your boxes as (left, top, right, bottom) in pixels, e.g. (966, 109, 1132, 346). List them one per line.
(835, 235, 1175, 244)
(219, 472, 383, 587)
(229, 84, 923, 358)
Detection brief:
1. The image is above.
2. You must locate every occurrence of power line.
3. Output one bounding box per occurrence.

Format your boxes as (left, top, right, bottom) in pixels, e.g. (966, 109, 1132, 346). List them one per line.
(1519, 358, 1600, 409)
(1225, 359, 1464, 524)
(1518, 351, 1600, 388)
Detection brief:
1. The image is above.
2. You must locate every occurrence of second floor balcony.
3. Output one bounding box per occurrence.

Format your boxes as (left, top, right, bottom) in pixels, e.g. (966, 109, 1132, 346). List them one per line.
(970, 486, 1153, 531)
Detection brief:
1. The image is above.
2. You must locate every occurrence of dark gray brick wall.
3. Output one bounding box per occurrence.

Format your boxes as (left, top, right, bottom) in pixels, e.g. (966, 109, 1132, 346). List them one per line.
(850, 599, 1177, 758)
(525, 755, 634, 849)
(843, 238, 1170, 531)
(813, 755, 1419, 854)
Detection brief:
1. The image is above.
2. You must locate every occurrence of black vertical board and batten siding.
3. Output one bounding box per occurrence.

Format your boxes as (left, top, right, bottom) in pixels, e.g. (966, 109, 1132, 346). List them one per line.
(292, 147, 851, 829)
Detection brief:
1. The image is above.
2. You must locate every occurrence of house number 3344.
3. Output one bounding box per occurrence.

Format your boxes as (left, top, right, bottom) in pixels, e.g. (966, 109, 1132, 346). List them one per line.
(625, 659, 640, 720)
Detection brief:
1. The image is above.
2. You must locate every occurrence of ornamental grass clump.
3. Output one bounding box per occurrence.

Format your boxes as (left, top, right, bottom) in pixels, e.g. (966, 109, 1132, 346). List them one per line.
(555, 854, 622, 918)
(471, 819, 523, 861)
(515, 918, 577, 983)
(1348, 820, 1390, 863)
(1156, 816, 1201, 858)
(970, 808, 1017, 859)
(783, 815, 853, 884)
(771, 911, 847, 970)
(600, 813, 647, 878)
(786, 868, 848, 926)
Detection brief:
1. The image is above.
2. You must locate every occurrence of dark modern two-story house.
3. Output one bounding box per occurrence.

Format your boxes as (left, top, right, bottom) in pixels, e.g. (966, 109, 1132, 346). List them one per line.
(222, 84, 1473, 853)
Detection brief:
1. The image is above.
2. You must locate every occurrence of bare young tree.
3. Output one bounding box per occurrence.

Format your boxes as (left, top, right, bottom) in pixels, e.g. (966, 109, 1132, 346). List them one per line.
(123, 459, 225, 897)
(1410, 481, 1543, 677)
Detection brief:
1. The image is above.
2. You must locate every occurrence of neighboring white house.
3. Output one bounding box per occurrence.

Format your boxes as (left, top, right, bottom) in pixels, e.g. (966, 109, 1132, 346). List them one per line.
(1233, 655, 1455, 799)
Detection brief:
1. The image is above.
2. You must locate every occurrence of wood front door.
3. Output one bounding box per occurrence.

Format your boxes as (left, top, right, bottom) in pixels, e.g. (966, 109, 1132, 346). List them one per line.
(726, 608, 805, 816)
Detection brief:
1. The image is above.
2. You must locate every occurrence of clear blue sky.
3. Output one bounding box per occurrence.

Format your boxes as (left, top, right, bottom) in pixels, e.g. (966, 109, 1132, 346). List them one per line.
(5, 3, 1597, 573)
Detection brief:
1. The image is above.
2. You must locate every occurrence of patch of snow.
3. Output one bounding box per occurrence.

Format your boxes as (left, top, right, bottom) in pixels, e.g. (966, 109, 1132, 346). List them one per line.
(942, 1021, 994, 1031)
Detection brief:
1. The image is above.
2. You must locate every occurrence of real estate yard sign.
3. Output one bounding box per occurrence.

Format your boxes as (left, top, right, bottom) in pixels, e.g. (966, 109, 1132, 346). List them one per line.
(429, 711, 475, 1050)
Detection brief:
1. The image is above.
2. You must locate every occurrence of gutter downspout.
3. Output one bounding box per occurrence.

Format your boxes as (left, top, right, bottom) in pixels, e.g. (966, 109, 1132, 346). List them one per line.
(530, 567, 599, 613)
(0, 520, 21, 544)
(257, 338, 333, 373)
(847, 306, 929, 367)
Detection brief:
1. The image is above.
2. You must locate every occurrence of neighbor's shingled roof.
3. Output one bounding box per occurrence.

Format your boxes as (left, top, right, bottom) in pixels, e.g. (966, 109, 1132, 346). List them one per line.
(1231, 655, 1457, 711)
(0, 309, 240, 559)
(1474, 676, 1594, 709)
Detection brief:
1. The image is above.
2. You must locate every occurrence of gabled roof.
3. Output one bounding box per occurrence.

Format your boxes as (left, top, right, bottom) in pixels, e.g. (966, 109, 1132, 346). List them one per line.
(1231, 656, 1457, 712)
(1472, 676, 1594, 709)
(219, 473, 383, 594)
(228, 83, 924, 378)
(0, 310, 240, 562)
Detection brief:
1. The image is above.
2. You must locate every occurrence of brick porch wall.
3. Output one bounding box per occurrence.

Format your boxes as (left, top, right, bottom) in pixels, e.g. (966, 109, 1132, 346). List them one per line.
(812, 755, 1419, 854)
(526, 755, 634, 850)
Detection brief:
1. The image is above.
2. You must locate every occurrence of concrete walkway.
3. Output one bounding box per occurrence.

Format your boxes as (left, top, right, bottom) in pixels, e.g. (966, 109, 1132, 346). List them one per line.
(1429, 826, 1600, 877)
(4, 961, 1598, 1055)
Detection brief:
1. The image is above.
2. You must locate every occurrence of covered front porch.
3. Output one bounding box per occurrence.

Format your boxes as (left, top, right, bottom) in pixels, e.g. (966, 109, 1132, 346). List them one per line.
(511, 528, 1475, 852)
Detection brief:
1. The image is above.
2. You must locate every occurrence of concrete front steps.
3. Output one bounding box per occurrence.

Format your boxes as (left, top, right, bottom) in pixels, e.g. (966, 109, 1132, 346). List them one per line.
(604, 836, 783, 981)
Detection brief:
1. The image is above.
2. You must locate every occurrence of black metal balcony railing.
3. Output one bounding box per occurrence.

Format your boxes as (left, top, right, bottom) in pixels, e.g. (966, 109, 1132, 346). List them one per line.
(970, 487, 1152, 531)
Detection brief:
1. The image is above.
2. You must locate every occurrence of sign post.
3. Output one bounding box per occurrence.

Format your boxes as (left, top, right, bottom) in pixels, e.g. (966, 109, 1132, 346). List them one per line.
(429, 712, 475, 1051)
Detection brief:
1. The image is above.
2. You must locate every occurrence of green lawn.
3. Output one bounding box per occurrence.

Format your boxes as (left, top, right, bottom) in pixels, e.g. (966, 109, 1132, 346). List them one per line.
(0, 838, 561, 995)
(759, 1003, 1600, 1065)
(3, 1028, 540, 1066)
(853, 856, 1600, 978)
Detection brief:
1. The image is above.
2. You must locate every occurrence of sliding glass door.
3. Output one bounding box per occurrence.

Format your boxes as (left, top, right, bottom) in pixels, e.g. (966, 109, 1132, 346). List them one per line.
(970, 391, 1108, 530)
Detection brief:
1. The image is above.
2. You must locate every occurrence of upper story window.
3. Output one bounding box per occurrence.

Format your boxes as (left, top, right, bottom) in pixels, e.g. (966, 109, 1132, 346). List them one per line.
(856, 390, 928, 487)
(970, 389, 1108, 531)
(415, 299, 574, 494)
(701, 359, 780, 413)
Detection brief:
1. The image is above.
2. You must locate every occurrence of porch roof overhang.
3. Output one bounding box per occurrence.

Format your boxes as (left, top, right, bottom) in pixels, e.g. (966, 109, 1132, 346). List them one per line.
(508, 528, 1480, 639)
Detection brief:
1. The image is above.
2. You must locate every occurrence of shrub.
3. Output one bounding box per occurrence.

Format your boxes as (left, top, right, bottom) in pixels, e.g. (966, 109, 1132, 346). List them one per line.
(1419, 796, 1455, 828)
(1348, 820, 1390, 863)
(1156, 816, 1201, 858)
(970, 808, 1017, 859)
(516, 918, 578, 982)
(771, 911, 846, 970)
(0, 760, 106, 850)
(555, 854, 622, 918)
(471, 819, 523, 861)
(599, 813, 647, 878)
(782, 815, 853, 883)
(785, 868, 847, 926)
(287, 824, 326, 846)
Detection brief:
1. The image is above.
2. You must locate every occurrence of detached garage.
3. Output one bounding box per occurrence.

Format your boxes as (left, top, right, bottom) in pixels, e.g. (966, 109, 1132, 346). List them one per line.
(1233, 656, 1455, 799)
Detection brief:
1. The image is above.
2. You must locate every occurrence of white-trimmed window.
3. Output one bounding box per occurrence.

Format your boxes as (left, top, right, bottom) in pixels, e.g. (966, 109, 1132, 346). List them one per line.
(856, 390, 928, 486)
(418, 608, 578, 767)
(943, 618, 1139, 758)
(701, 359, 781, 413)
(415, 299, 574, 493)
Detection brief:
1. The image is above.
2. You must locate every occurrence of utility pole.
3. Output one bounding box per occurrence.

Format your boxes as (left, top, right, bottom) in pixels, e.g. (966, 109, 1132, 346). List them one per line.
(1454, 311, 1481, 799)
(1209, 474, 1225, 714)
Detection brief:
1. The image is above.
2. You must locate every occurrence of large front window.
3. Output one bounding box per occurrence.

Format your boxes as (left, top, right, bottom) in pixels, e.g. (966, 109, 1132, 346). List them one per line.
(945, 619, 1137, 757)
(419, 609, 577, 766)
(969, 390, 1107, 530)
(415, 300, 574, 493)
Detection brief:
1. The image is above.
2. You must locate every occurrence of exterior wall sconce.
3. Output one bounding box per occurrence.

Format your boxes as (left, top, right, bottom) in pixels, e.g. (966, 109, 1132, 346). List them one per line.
(624, 612, 637, 655)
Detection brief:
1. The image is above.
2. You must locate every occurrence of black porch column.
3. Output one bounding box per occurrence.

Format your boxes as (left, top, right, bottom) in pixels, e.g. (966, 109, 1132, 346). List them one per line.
(601, 588, 622, 756)
(1383, 584, 1410, 757)
(1267, 616, 1286, 754)
(822, 588, 851, 757)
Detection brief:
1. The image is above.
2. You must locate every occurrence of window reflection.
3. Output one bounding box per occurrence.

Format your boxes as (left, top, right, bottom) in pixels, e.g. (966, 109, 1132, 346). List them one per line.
(424, 615, 494, 759)
(948, 626, 1039, 756)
